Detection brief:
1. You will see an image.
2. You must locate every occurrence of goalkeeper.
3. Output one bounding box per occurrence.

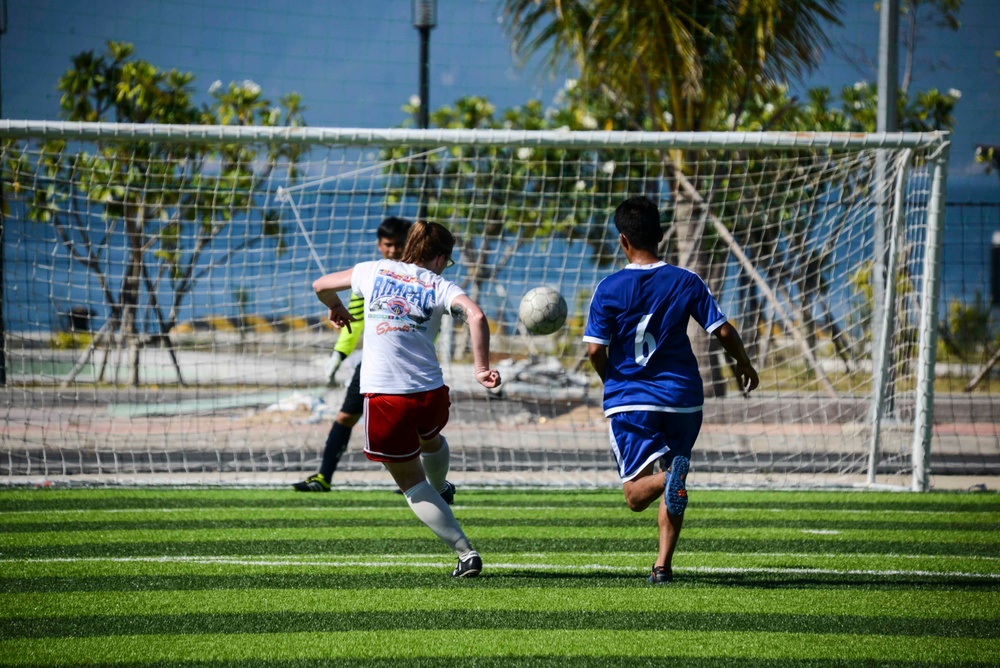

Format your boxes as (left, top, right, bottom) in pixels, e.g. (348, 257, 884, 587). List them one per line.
(293, 216, 412, 492)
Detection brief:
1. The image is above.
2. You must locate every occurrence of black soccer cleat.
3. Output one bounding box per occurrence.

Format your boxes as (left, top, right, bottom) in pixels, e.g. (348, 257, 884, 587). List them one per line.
(439, 480, 456, 505)
(451, 552, 482, 578)
(648, 565, 673, 584)
(292, 473, 331, 492)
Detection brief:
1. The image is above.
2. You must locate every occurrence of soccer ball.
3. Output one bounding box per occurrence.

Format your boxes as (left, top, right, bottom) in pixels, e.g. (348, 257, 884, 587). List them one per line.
(519, 286, 568, 335)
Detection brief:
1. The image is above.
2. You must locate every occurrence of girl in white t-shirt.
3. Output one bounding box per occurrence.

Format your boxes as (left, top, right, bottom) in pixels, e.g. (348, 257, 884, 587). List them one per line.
(312, 221, 501, 578)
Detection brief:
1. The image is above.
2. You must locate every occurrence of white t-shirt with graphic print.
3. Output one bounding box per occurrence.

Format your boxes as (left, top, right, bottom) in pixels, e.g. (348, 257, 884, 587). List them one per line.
(350, 259, 465, 395)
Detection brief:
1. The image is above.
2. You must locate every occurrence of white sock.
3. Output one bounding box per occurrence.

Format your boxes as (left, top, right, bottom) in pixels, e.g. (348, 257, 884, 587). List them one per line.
(421, 435, 450, 493)
(403, 480, 473, 557)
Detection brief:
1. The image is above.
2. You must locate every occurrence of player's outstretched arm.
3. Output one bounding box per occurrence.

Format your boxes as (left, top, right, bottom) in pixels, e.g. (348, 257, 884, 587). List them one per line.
(313, 268, 357, 332)
(452, 294, 501, 389)
(713, 322, 759, 393)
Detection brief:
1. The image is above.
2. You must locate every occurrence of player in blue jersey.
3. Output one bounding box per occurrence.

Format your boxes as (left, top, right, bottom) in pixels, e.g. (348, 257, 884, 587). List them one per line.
(584, 195, 759, 584)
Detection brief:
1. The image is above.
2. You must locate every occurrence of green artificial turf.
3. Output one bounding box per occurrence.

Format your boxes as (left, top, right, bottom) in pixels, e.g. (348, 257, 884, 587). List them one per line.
(0, 488, 998, 666)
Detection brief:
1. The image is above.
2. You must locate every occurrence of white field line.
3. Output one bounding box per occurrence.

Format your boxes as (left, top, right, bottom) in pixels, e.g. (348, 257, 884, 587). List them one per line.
(5, 551, 995, 562)
(5, 551, 996, 562)
(4, 552, 999, 563)
(0, 505, 990, 516)
(1, 554, 998, 579)
(1, 507, 397, 515)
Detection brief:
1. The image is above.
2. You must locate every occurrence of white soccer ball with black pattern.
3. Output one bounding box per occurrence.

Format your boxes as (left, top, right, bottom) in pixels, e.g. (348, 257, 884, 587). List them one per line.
(518, 286, 568, 335)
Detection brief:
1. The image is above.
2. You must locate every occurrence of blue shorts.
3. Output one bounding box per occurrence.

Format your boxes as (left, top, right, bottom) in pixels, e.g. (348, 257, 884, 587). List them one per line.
(608, 410, 703, 481)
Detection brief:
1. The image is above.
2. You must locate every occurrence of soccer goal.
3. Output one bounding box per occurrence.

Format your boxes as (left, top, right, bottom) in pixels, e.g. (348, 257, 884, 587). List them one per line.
(0, 121, 950, 490)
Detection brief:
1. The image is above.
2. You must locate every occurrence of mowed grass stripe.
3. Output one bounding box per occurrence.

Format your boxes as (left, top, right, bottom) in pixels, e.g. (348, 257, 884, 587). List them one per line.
(2, 489, 997, 513)
(0, 491, 629, 512)
(6, 524, 997, 548)
(5, 516, 997, 533)
(4, 550, 998, 580)
(3, 610, 997, 640)
(1, 630, 997, 665)
(21, 659, 996, 668)
(4, 506, 997, 530)
(4, 587, 997, 619)
(5, 514, 997, 545)
(4, 537, 997, 559)
(4, 569, 998, 594)
(3, 500, 996, 520)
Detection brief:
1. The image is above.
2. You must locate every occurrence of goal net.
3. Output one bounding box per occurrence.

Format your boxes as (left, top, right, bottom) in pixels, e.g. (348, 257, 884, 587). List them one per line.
(0, 122, 951, 490)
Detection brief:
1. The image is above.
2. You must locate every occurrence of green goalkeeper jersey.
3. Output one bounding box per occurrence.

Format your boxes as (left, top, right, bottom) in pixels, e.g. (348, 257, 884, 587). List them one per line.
(333, 292, 366, 356)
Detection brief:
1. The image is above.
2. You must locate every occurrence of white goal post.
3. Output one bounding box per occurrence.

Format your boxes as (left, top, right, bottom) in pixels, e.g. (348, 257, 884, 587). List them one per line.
(0, 121, 950, 490)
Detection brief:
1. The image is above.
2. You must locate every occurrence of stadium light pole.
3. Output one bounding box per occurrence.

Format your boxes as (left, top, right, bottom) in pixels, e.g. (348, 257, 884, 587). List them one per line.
(412, 0, 436, 220)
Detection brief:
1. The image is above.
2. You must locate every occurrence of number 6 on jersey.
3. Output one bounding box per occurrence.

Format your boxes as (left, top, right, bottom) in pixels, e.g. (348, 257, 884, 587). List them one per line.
(634, 314, 656, 366)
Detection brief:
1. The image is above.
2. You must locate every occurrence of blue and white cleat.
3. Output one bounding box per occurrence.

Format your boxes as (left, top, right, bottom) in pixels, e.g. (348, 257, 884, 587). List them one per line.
(665, 455, 690, 517)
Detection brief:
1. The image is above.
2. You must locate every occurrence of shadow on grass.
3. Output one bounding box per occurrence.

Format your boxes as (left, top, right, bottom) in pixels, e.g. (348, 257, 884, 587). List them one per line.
(496, 569, 1000, 591)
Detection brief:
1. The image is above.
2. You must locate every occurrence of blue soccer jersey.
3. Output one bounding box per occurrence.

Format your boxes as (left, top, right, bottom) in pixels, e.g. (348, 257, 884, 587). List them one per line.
(583, 261, 727, 415)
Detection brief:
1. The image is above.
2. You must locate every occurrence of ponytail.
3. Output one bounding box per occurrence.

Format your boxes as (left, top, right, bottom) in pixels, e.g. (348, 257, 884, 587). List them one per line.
(400, 221, 455, 265)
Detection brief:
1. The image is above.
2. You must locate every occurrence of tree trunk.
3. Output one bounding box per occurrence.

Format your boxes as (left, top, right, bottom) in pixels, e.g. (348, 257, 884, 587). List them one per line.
(60, 318, 112, 388)
(122, 216, 144, 387)
(141, 263, 185, 385)
(672, 168, 839, 399)
(673, 185, 725, 397)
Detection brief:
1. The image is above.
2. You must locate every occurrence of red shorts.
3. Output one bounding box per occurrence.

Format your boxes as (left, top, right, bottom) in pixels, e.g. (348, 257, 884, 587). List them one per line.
(363, 385, 451, 463)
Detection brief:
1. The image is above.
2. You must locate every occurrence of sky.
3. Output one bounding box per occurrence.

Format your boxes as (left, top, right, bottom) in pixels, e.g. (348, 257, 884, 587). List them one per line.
(1, 0, 997, 198)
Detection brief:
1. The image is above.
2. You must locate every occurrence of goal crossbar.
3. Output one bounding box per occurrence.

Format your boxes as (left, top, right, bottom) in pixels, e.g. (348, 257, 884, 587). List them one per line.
(0, 120, 948, 151)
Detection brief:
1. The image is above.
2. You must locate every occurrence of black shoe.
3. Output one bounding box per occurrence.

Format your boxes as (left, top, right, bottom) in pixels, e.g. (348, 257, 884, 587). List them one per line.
(649, 565, 672, 583)
(439, 480, 456, 505)
(292, 473, 331, 492)
(451, 552, 482, 578)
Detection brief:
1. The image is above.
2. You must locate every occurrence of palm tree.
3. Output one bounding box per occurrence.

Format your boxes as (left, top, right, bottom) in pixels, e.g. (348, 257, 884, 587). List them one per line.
(500, 0, 843, 395)
(503, 0, 840, 133)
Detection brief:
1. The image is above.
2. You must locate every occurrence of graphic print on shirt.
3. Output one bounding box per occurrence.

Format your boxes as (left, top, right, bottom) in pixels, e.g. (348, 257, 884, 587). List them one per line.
(368, 268, 436, 332)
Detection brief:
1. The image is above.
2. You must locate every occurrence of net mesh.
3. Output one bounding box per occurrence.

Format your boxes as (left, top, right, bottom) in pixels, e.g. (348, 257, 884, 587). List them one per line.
(0, 125, 951, 488)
